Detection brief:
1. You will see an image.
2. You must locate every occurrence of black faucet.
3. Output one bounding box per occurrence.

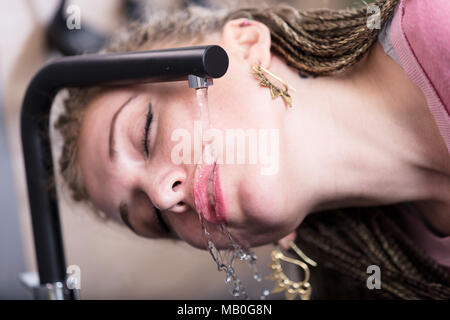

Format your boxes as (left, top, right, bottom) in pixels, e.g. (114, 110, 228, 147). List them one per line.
(20, 45, 228, 299)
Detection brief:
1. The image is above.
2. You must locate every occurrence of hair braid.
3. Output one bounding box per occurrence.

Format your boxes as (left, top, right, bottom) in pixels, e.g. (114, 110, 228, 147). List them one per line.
(296, 217, 417, 299)
(295, 207, 450, 299)
(229, 0, 400, 76)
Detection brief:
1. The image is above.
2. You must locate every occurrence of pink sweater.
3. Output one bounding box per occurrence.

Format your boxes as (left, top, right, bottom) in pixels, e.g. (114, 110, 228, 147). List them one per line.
(383, 0, 450, 269)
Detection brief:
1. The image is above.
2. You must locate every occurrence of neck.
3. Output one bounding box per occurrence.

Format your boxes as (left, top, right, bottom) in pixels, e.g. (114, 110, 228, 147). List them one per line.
(280, 42, 450, 215)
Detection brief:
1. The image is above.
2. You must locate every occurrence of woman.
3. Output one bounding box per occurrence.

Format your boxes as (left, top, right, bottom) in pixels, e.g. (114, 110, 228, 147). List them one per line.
(55, 0, 450, 299)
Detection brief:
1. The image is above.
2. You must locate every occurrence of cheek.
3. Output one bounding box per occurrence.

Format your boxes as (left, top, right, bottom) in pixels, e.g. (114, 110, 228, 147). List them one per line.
(208, 64, 278, 131)
(237, 169, 289, 228)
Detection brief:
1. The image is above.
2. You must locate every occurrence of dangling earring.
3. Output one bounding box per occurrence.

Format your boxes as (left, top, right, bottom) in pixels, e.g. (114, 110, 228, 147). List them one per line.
(252, 64, 296, 108)
(267, 241, 317, 300)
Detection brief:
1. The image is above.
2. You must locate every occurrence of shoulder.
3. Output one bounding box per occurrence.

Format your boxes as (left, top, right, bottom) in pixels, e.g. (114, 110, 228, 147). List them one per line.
(400, 0, 450, 53)
(391, 0, 450, 101)
(389, 0, 450, 153)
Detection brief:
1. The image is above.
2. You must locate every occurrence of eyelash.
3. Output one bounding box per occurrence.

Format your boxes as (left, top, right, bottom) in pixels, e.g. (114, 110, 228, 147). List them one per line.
(142, 103, 153, 158)
(139, 105, 170, 234)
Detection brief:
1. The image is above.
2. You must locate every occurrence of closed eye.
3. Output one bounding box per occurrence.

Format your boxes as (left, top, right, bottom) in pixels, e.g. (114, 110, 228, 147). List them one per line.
(142, 102, 153, 158)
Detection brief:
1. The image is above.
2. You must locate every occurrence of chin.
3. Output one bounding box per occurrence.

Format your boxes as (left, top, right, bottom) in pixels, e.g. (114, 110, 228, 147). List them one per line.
(232, 226, 292, 248)
(236, 176, 288, 228)
(180, 221, 284, 251)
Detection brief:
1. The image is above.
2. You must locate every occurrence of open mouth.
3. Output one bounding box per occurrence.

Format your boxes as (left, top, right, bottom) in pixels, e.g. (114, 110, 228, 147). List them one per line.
(193, 162, 226, 224)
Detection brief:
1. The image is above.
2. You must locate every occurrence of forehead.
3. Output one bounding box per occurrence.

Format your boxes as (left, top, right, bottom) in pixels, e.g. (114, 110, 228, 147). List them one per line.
(77, 87, 138, 217)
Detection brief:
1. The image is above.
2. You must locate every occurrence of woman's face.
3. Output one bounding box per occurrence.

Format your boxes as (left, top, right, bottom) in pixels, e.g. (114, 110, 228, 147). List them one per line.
(77, 24, 307, 250)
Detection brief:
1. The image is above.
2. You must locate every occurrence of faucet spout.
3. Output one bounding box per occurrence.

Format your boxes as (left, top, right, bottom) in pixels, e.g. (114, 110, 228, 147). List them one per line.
(188, 75, 214, 88)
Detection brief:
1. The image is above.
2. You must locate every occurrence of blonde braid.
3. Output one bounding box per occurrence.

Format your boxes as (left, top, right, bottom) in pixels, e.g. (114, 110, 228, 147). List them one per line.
(227, 0, 400, 76)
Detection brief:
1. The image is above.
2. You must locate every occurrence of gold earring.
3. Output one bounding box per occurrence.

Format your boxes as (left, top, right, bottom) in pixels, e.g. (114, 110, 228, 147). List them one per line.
(267, 241, 317, 300)
(252, 64, 296, 108)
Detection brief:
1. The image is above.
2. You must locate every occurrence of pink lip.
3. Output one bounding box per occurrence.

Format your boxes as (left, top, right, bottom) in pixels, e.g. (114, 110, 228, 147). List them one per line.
(193, 162, 226, 224)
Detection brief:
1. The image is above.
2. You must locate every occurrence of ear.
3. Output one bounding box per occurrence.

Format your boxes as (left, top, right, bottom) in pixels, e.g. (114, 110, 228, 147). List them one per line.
(221, 18, 272, 68)
(277, 231, 297, 251)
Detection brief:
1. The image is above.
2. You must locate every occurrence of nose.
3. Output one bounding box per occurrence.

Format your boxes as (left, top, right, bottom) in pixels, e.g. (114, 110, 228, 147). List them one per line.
(145, 169, 189, 213)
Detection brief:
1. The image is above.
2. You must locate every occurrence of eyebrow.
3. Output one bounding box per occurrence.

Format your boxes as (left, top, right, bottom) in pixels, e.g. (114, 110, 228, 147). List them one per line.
(108, 95, 137, 161)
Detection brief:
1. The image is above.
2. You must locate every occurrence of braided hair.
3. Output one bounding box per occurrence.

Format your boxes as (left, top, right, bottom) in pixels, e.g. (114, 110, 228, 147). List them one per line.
(296, 207, 450, 299)
(226, 0, 399, 76)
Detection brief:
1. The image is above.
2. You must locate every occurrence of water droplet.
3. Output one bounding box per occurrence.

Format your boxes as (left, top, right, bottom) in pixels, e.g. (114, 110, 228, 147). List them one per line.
(260, 289, 270, 299)
(239, 252, 249, 260)
(225, 267, 235, 283)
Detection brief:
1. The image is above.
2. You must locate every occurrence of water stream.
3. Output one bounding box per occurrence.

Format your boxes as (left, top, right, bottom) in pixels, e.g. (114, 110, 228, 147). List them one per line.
(193, 87, 270, 300)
